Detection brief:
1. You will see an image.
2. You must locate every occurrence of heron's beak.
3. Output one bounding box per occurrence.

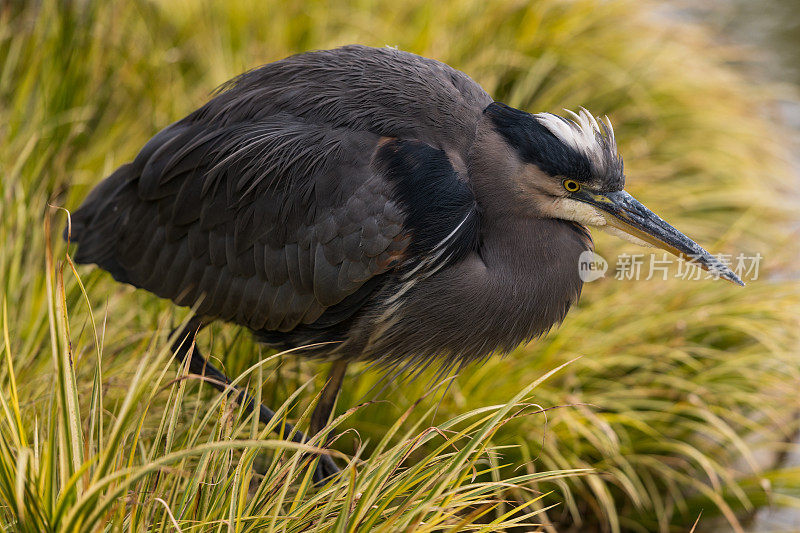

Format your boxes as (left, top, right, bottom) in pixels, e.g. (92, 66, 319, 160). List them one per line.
(574, 190, 744, 285)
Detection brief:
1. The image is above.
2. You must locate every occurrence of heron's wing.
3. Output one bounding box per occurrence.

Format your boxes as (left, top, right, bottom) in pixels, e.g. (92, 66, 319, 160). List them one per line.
(69, 115, 410, 332)
(191, 45, 492, 155)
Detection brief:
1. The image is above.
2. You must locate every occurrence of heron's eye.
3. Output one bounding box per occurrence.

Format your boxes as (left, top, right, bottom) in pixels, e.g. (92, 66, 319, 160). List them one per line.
(563, 179, 581, 193)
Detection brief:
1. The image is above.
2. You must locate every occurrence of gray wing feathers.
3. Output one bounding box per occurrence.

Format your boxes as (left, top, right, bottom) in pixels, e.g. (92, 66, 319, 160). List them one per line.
(83, 115, 406, 332)
(69, 45, 486, 333)
(192, 45, 492, 154)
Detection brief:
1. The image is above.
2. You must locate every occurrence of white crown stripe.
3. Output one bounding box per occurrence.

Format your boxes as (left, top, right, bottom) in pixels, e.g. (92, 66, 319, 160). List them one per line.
(533, 108, 619, 176)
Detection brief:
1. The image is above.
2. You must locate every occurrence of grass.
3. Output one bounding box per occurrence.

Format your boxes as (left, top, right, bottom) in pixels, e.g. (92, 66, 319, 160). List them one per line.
(2, 0, 800, 531)
(1, 246, 577, 531)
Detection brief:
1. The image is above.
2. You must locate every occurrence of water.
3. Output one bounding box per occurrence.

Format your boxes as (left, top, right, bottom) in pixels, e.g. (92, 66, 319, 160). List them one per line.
(675, 0, 800, 87)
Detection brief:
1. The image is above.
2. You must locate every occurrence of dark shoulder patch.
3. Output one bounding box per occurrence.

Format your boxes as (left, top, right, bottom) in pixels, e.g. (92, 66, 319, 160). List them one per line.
(373, 139, 478, 269)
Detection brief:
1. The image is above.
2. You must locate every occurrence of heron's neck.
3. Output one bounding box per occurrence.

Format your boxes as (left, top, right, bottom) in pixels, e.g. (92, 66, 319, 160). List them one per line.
(478, 214, 591, 283)
(355, 213, 590, 366)
(467, 115, 541, 219)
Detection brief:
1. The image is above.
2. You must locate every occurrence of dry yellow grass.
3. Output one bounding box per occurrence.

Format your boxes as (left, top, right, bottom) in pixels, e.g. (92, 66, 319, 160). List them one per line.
(1, 0, 799, 531)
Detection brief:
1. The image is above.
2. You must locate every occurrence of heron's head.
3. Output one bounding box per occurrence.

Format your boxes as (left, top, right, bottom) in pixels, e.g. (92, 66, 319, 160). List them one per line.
(482, 102, 742, 285)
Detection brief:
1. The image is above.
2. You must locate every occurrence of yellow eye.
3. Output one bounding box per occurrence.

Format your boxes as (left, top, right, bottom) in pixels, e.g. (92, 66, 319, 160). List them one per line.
(563, 179, 581, 193)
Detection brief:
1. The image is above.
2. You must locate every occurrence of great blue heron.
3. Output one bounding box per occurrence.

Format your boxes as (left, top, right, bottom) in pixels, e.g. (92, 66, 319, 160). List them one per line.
(65, 45, 742, 482)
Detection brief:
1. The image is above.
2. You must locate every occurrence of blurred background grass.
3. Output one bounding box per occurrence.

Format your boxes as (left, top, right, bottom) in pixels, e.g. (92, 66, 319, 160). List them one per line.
(2, 0, 800, 531)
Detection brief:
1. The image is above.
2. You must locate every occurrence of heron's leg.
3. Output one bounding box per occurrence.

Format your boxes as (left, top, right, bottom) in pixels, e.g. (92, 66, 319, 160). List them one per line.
(310, 359, 349, 438)
(169, 318, 340, 483)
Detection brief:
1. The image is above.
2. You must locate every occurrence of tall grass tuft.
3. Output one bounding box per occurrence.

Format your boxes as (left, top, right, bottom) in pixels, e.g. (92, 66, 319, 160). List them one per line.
(0, 213, 579, 531)
(2, 0, 800, 531)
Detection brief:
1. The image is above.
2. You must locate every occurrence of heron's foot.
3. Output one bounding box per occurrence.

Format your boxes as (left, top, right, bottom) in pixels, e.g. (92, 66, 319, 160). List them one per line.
(311, 451, 341, 485)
